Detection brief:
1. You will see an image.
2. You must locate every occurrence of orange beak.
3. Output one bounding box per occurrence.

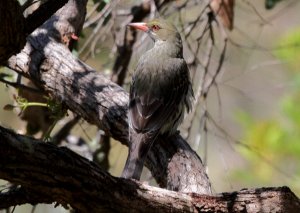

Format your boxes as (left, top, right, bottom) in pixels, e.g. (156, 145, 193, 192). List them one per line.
(128, 22, 149, 32)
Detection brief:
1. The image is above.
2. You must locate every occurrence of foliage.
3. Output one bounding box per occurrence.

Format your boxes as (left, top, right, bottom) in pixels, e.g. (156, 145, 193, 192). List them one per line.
(234, 27, 300, 195)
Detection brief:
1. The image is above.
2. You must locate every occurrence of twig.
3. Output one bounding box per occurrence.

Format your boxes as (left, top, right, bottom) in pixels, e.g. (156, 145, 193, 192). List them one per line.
(52, 116, 81, 145)
(0, 77, 42, 94)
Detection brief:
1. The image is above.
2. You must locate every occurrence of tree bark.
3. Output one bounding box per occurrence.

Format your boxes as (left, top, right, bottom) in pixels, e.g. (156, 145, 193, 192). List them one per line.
(0, 0, 69, 65)
(0, 126, 299, 212)
(0, 0, 26, 65)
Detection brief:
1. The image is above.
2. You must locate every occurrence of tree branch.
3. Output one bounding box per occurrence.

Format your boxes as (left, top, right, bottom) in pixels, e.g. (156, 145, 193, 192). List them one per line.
(24, 0, 69, 35)
(0, 0, 26, 65)
(0, 125, 299, 212)
(0, 0, 71, 65)
(0, 186, 53, 209)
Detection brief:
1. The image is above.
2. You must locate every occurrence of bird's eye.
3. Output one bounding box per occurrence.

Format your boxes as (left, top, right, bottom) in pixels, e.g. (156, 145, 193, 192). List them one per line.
(152, 25, 160, 31)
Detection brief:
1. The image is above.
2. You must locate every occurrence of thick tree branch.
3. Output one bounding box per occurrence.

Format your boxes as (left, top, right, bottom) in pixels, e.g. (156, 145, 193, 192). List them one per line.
(0, 125, 299, 212)
(6, 0, 211, 194)
(0, 0, 70, 65)
(24, 0, 69, 34)
(0, 0, 26, 65)
(0, 186, 53, 209)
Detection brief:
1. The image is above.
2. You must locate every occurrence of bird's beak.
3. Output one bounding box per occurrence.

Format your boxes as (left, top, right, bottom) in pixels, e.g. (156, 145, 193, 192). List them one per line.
(128, 22, 149, 32)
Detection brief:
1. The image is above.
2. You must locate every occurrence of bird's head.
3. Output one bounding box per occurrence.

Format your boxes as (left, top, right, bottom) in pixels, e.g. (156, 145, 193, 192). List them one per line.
(128, 19, 179, 42)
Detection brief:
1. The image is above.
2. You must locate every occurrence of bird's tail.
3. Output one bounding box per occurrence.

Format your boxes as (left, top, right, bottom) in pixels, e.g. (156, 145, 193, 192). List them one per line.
(121, 131, 158, 180)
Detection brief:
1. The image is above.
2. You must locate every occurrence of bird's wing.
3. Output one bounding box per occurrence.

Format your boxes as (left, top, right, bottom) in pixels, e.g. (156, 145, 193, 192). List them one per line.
(129, 58, 191, 133)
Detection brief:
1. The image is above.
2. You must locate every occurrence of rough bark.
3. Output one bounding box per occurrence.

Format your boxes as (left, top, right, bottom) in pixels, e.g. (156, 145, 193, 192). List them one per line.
(0, 0, 69, 65)
(7, 0, 211, 194)
(24, 0, 69, 34)
(0, 0, 26, 65)
(0, 126, 299, 212)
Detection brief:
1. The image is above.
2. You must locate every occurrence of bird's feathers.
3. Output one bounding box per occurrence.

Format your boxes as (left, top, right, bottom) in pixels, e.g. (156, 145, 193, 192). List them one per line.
(123, 19, 194, 180)
(129, 57, 192, 135)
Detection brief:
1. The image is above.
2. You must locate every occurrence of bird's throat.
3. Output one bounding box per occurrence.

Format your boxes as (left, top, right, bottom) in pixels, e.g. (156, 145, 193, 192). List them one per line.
(152, 37, 183, 58)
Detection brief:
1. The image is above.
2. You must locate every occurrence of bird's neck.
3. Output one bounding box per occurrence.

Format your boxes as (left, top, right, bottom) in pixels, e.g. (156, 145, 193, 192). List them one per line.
(151, 36, 183, 59)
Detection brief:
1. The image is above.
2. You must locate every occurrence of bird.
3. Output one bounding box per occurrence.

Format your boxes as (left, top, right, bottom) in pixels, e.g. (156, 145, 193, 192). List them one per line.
(121, 19, 194, 180)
